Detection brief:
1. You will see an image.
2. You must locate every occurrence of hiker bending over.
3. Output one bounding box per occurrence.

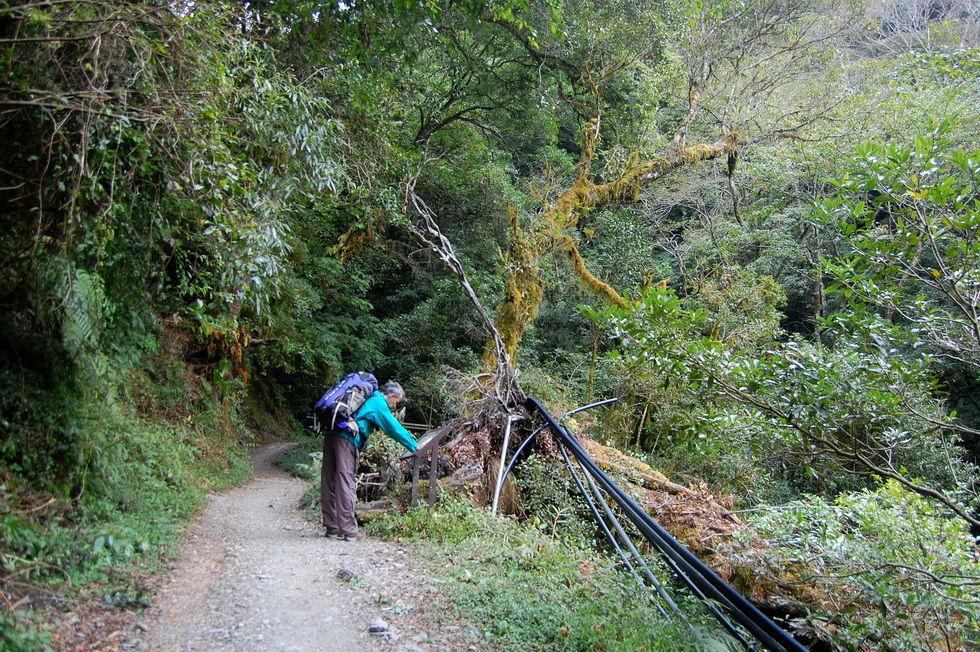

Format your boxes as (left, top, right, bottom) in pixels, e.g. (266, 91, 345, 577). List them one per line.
(321, 380, 417, 540)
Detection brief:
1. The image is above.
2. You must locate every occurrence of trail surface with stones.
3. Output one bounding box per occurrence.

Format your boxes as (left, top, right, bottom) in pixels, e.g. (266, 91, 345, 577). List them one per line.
(131, 443, 465, 652)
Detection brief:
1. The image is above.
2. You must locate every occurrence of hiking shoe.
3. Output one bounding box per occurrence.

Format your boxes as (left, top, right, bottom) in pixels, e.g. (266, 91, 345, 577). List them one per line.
(324, 528, 337, 538)
(342, 531, 366, 541)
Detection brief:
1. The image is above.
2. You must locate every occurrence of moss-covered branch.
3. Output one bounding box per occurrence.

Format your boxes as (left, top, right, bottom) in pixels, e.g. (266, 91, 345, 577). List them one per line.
(489, 126, 738, 367)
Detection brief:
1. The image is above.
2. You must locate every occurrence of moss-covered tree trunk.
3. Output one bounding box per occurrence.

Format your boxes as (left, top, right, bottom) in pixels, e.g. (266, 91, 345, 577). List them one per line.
(489, 117, 738, 366)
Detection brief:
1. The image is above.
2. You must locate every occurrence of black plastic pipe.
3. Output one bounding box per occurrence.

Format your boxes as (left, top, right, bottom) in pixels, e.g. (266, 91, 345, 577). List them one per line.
(526, 397, 808, 652)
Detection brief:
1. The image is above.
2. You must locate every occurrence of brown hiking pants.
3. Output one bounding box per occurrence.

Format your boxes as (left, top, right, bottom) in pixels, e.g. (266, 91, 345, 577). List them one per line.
(321, 434, 359, 537)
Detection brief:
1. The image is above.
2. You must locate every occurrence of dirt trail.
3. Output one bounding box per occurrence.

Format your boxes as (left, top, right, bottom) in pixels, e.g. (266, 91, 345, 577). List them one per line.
(132, 443, 466, 652)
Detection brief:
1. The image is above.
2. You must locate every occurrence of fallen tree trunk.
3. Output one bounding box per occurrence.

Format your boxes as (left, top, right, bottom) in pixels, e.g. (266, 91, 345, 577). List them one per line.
(511, 435, 829, 623)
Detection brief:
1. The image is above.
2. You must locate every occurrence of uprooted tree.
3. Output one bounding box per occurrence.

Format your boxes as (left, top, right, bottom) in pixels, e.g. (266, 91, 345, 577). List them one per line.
(394, 3, 980, 640)
(397, 0, 861, 490)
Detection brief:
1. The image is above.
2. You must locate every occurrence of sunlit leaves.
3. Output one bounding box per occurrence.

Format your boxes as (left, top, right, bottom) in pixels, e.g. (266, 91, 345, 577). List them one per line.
(588, 281, 974, 510)
(744, 481, 980, 649)
(816, 119, 980, 372)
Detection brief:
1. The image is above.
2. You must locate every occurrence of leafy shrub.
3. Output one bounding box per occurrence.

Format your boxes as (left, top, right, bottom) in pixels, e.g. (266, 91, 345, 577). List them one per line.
(274, 438, 323, 480)
(0, 610, 53, 652)
(594, 284, 979, 519)
(739, 481, 980, 650)
(274, 438, 324, 516)
(0, 359, 81, 495)
(0, 329, 253, 624)
(511, 454, 596, 545)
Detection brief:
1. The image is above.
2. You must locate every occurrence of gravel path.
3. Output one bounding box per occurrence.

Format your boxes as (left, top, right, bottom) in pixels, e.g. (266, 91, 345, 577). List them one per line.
(132, 443, 468, 652)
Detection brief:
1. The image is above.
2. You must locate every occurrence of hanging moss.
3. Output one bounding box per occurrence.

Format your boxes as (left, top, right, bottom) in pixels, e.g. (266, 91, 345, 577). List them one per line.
(492, 119, 738, 363)
(492, 205, 547, 365)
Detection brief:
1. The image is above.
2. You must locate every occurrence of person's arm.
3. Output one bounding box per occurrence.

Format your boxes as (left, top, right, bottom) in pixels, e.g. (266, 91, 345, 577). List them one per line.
(376, 403, 417, 453)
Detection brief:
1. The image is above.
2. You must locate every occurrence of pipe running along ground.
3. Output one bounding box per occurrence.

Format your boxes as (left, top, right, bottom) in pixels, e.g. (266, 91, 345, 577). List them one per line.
(502, 397, 810, 652)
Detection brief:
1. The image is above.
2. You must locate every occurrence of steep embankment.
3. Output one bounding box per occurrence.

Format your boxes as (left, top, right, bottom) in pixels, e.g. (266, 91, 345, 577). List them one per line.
(579, 436, 829, 622)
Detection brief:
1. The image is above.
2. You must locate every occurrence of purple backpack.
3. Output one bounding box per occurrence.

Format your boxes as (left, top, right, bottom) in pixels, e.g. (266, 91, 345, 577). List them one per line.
(313, 371, 378, 433)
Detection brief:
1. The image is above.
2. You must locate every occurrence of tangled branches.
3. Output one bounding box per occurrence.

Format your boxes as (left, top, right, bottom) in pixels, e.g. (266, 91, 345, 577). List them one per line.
(403, 174, 526, 418)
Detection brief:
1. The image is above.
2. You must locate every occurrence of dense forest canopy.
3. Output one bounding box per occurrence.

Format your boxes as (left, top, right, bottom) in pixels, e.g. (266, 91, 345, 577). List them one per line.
(2, 0, 980, 648)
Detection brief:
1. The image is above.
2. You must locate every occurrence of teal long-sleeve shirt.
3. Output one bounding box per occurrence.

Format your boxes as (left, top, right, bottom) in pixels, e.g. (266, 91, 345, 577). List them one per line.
(334, 391, 418, 453)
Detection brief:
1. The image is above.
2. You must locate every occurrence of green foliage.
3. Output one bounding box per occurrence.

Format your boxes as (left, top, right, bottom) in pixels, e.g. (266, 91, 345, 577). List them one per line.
(0, 0, 394, 503)
(510, 454, 595, 545)
(580, 270, 784, 465)
(369, 496, 717, 650)
(684, 267, 786, 349)
(0, 332, 252, 629)
(817, 120, 980, 375)
(581, 206, 675, 297)
(395, 369, 472, 429)
(902, 48, 980, 85)
(4, 0, 980, 647)
(665, 0, 858, 143)
(0, 363, 79, 494)
(515, 356, 587, 411)
(378, 277, 483, 377)
(1, 0, 374, 369)
(740, 481, 980, 651)
(0, 609, 53, 652)
(591, 284, 978, 518)
(814, 117, 980, 462)
(273, 438, 323, 480)
(0, 495, 178, 610)
(257, 0, 564, 60)
(273, 438, 324, 515)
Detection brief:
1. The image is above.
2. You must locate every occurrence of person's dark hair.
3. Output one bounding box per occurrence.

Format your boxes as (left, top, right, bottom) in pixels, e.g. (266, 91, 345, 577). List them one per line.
(380, 380, 404, 398)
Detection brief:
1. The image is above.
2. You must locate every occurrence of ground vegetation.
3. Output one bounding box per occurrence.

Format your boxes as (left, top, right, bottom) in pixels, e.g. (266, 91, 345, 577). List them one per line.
(2, 0, 980, 649)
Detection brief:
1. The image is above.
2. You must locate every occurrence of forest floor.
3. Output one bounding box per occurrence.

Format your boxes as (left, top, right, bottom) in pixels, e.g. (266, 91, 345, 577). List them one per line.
(52, 442, 471, 652)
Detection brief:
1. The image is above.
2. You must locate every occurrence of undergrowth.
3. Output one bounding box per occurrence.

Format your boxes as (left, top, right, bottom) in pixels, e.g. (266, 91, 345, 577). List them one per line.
(738, 481, 980, 651)
(368, 496, 731, 651)
(287, 437, 739, 650)
(274, 436, 322, 480)
(0, 332, 254, 649)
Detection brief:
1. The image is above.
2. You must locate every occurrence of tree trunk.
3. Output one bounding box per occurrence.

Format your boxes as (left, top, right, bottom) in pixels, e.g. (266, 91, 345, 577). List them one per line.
(487, 123, 738, 367)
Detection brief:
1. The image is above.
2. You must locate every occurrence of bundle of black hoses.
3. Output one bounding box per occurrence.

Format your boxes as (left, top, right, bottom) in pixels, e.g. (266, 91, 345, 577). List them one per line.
(520, 397, 808, 652)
